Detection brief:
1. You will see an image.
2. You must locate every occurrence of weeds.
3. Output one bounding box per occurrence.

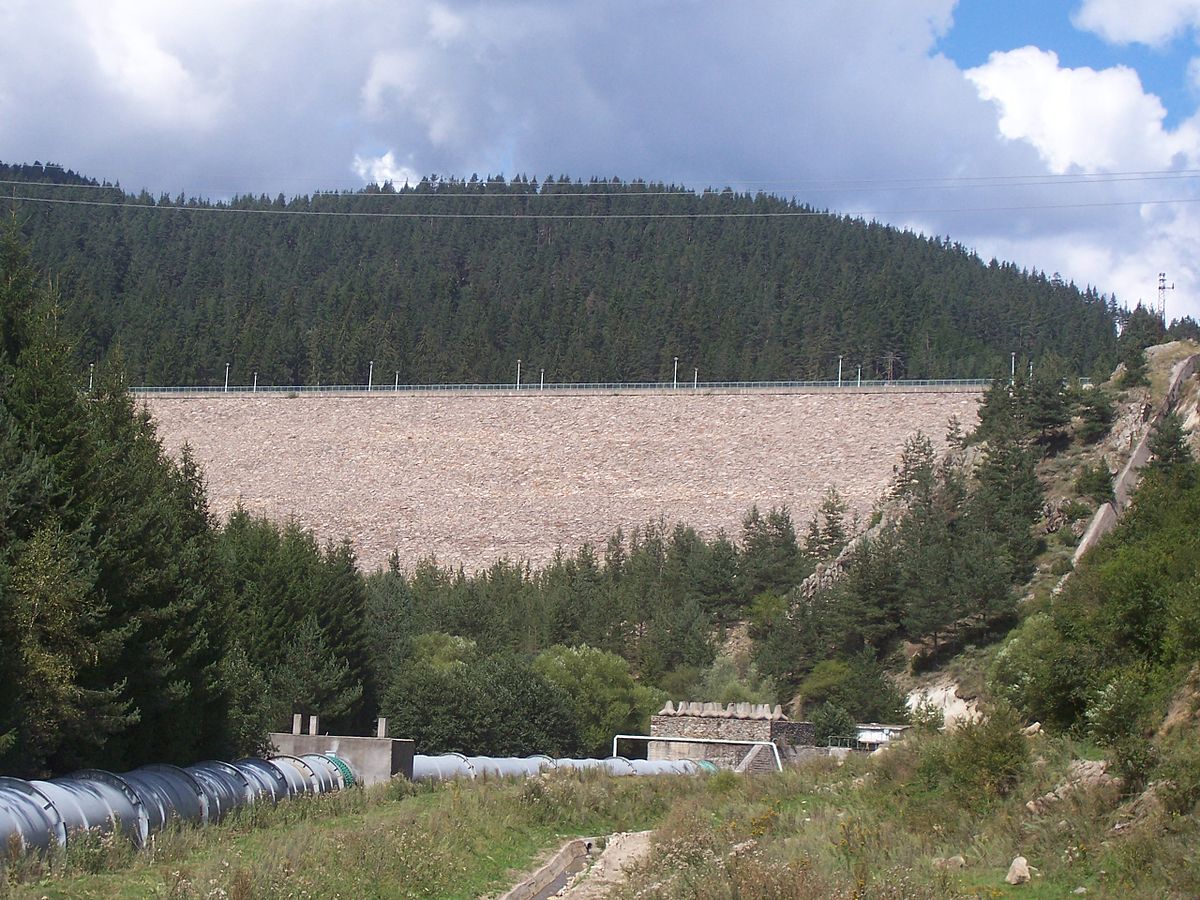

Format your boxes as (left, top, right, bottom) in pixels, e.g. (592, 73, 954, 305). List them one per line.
(3, 734, 1196, 897)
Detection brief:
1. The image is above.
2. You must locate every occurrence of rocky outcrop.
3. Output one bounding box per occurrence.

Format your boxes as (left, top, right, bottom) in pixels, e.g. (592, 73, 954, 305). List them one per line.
(1025, 759, 1123, 815)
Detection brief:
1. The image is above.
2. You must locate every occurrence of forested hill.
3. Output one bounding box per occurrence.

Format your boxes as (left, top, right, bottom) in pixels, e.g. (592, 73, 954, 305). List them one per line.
(2, 161, 1117, 385)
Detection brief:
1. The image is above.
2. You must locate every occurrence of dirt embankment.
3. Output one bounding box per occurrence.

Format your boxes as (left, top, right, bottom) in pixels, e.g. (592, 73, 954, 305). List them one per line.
(145, 390, 979, 573)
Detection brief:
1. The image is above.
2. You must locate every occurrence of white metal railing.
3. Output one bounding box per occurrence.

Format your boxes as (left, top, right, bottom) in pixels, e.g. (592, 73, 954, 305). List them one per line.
(129, 378, 1004, 396)
(611, 733, 783, 772)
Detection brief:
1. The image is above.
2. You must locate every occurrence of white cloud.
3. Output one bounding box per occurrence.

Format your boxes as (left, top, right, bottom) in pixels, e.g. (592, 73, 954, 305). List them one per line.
(965, 47, 1189, 172)
(427, 3, 467, 45)
(1073, 0, 1200, 46)
(960, 46, 1200, 314)
(80, 11, 225, 130)
(1, 0, 1199, 321)
(352, 150, 421, 186)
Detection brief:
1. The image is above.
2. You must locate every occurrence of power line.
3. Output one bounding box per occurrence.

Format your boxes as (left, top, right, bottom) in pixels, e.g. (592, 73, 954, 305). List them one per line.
(4, 170, 1200, 200)
(7, 166, 1200, 199)
(5, 192, 1200, 220)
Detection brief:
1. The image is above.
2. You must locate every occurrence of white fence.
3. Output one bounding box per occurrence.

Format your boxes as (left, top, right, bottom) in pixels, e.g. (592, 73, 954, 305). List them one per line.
(130, 378, 999, 397)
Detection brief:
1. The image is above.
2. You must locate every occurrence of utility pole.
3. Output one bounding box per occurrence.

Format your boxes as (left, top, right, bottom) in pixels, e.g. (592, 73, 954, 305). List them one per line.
(1158, 272, 1175, 323)
(1010, 351, 1016, 385)
(882, 352, 898, 383)
(88, 362, 94, 392)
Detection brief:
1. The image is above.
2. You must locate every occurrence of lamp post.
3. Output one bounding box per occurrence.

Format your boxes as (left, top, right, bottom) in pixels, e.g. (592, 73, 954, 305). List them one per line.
(224, 362, 230, 393)
(837, 354, 843, 388)
(857, 364, 862, 388)
(540, 367, 545, 390)
(253, 371, 258, 392)
(694, 367, 698, 390)
(394, 370, 399, 391)
(88, 362, 94, 392)
(673, 356, 678, 389)
(368, 360, 374, 392)
(1011, 351, 1016, 384)
(517, 359, 522, 390)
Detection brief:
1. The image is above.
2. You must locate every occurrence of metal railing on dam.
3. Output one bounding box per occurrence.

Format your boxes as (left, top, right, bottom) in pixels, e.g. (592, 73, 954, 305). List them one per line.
(131, 378, 1001, 398)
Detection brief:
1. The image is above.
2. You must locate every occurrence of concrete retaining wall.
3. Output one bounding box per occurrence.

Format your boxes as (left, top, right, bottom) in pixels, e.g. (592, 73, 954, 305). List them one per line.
(1074, 353, 1198, 564)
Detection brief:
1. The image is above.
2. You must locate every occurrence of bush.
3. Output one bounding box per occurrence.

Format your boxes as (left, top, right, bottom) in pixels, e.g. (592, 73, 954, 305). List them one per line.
(936, 705, 1032, 801)
(908, 698, 944, 732)
(1111, 736, 1159, 792)
(1075, 462, 1114, 504)
(1084, 669, 1151, 747)
(533, 644, 664, 758)
(1158, 737, 1200, 815)
(812, 702, 857, 745)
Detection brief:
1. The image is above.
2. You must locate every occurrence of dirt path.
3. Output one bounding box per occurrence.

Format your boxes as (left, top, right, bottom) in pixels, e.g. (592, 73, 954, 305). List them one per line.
(556, 830, 655, 898)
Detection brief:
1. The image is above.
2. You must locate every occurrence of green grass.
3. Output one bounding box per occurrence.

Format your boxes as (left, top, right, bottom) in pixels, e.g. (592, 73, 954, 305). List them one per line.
(0, 773, 689, 899)
(4, 730, 1198, 898)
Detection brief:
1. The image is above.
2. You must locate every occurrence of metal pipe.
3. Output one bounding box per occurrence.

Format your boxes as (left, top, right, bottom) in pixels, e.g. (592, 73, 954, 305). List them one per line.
(0, 752, 356, 857)
(611, 734, 783, 772)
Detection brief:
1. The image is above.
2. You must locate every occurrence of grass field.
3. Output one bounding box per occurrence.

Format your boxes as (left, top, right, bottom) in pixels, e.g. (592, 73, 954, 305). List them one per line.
(6, 725, 1195, 899)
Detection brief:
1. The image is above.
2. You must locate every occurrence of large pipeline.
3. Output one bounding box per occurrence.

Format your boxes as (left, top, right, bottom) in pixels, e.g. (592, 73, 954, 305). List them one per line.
(0, 752, 712, 858)
(0, 753, 351, 856)
(0, 753, 705, 859)
(410, 754, 716, 781)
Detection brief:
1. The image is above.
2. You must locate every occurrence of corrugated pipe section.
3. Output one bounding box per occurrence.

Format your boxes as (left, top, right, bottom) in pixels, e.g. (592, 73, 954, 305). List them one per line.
(411, 754, 717, 782)
(1, 752, 712, 856)
(0, 753, 352, 856)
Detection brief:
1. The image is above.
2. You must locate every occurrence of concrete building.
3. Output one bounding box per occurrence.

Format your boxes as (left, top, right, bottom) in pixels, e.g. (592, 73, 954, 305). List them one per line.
(648, 701, 816, 772)
(269, 716, 414, 785)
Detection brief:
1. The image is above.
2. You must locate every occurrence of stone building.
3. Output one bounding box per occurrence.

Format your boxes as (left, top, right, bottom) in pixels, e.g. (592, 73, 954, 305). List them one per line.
(648, 701, 816, 772)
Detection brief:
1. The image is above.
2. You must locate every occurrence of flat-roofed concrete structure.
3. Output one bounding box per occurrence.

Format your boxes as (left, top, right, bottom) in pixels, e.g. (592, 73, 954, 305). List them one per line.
(270, 717, 414, 785)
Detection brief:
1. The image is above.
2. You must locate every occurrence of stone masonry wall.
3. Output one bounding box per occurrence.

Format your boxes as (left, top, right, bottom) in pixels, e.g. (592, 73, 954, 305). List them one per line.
(649, 701, 817, 769)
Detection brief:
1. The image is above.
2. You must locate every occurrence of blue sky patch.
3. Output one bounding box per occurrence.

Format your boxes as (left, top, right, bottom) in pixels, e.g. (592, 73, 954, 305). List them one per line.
(938, 0, 1196, 128)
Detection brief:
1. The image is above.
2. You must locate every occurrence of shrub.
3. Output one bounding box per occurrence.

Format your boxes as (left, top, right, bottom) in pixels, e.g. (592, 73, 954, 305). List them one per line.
(1074, 462, 1114, 504)
(940, 705, 1027, 801)
(1111, 736, 1159, 792)
(1084, 669, 1151, 747)
(812, 702, 856, 745)
(908, 698, 944, 733)
(1158, 737, 1200, 815)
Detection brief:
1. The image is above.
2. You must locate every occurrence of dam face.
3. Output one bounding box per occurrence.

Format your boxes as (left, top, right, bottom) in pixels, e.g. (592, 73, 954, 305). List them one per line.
(145, 389, 981, 573)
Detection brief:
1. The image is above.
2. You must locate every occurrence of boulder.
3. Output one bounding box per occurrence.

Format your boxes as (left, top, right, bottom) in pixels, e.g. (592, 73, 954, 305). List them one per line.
(933, 855, 966, 870)
(1005, 856, 1031, 885)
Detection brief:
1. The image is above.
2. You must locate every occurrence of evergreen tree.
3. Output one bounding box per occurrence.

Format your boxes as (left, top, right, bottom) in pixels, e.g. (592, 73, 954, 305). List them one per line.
(1147, 412, 1195, 485)
(738, 506, 808, 601)
(970, 425, 1042, 583)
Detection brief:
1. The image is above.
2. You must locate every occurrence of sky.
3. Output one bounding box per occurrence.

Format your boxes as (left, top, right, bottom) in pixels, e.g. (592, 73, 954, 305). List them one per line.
(2, 0, 1200, 321)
